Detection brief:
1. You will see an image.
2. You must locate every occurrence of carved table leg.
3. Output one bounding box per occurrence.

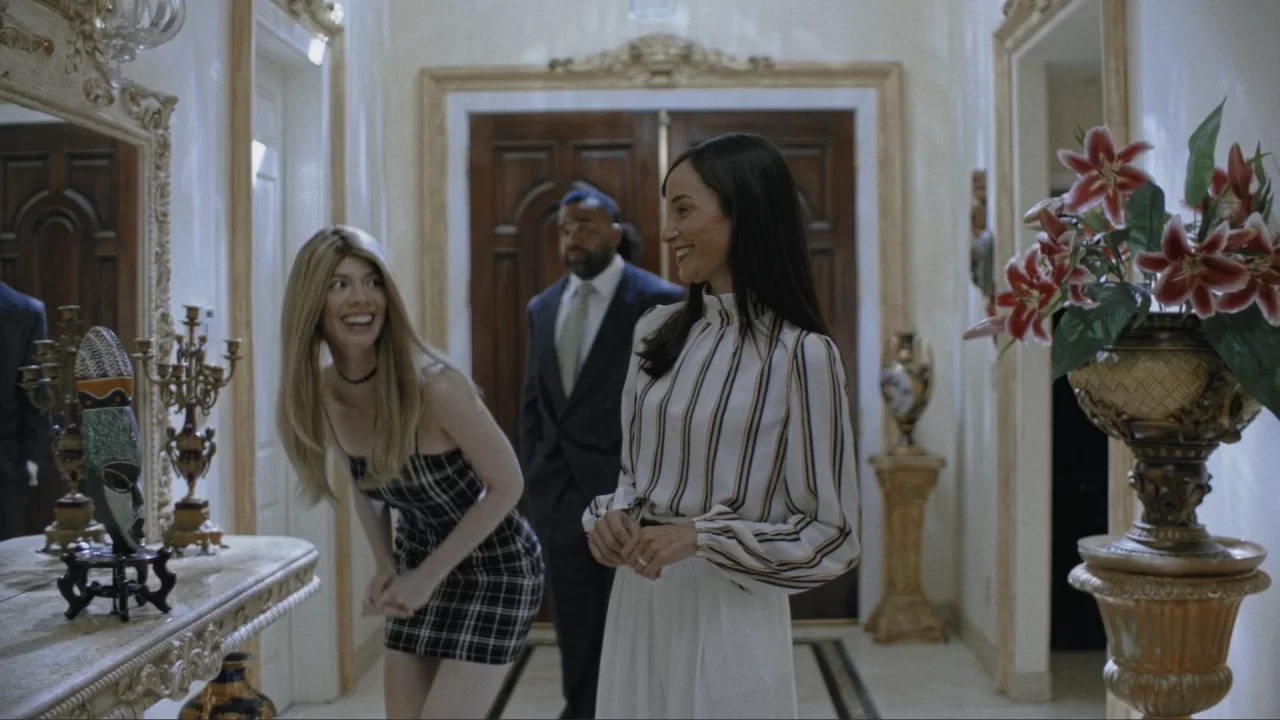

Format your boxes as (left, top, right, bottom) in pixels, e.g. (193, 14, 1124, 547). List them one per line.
(141, 547, 177, 613)
(57, 550, 94, 620)
(110, 558, 130, 621)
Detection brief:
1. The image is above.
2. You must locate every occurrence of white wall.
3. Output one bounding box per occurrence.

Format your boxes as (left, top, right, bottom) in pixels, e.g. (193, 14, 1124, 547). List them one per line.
(339, 0, 394, 655)
(0, 102, 62, 124)
(384, 0, 969, 627)
(1127, 1, 1280, 716)
(952, 0, 1006, 657)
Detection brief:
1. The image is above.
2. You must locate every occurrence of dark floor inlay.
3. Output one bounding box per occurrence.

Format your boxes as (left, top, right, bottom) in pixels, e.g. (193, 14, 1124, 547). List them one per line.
(486, 637, 878, 719)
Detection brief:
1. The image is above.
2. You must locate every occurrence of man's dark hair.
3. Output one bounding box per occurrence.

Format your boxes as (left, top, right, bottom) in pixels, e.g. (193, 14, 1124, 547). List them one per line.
(559, 186, 620, 222)
(637, 132, 829, 378)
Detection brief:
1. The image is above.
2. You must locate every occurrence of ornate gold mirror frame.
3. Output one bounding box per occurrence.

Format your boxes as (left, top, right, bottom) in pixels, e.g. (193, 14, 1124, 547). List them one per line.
(226, 0, 349, 689)
(0, 0, 176, 538)
(992, 0, 1130, 711)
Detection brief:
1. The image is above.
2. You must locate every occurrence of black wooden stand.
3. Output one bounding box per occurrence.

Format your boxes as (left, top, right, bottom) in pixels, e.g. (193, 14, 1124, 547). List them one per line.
(57, 543, 177, 621)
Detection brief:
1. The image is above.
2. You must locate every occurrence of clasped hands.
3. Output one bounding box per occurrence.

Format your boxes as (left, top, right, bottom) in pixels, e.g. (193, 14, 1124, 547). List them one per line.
(587, 510, 696, 580)
(362, 564, 442, 619)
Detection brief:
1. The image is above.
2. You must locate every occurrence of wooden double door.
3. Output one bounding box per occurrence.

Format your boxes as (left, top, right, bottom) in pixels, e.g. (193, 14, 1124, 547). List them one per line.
(469, 110, 859, 620)
(0, 121, 139, 535)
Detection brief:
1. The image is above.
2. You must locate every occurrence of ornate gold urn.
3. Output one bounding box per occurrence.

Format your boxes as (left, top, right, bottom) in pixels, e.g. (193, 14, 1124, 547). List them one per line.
(1066, 313, 1271, 719)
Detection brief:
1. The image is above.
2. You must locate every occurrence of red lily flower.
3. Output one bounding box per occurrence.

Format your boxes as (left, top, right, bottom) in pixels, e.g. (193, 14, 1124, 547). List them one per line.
(1185, 168, 1229, 213)
(1134, 216, 1253, 318)
(1058, 127, 1153, 227)
(1221, 143, 1255, 223)
(1034, 209, 1095, 306)
(1217, 213, 1280, 325)
(963, 248, 1058, 343)
(1188, 145, 1256, 221)
(1022, 196, 1066, 226)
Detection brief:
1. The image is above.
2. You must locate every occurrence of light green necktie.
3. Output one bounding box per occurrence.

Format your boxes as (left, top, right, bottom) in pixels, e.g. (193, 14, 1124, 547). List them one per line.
(558, 282, 593, 394)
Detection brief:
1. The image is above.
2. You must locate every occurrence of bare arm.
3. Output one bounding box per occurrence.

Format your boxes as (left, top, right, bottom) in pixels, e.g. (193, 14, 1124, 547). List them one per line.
(414, 368, 524, 582)
(322, 413, 394, 573)
(350, 477, 395, 574)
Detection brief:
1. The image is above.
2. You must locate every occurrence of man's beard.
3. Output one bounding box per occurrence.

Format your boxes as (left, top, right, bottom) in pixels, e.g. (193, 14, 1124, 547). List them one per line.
(564, 246, 614, 279)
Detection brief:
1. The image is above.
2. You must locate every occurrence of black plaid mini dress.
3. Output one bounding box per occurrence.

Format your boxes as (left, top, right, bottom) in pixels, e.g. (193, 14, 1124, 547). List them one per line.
(351, 443, 544, 665)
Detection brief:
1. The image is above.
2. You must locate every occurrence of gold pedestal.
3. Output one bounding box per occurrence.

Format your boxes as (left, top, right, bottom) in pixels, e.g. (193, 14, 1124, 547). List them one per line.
(1070, 535, 1270, 720)
(865, 449, 946, 644)
(163, 498, 225, 554)
(41, 494, 105, 552)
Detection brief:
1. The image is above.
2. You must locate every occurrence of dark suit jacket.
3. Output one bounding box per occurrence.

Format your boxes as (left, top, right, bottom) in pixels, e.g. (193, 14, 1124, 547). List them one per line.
(0, 283, 48, 485)
(519, 262, 683, 526)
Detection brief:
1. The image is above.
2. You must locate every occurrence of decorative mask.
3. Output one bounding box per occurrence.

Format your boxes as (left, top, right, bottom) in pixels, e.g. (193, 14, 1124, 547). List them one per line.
(76, 327, 146, 554)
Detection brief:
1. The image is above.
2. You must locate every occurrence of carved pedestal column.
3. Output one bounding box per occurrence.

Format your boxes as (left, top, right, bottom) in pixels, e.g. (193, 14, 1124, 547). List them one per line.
(864, 450, 946, 644)
(1066, 314, 1273, 719)
(1069, 561, 1269, 720)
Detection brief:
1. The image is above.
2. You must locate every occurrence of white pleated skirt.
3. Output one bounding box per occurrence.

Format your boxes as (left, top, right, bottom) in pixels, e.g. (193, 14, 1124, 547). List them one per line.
(595, 557, 797, 719)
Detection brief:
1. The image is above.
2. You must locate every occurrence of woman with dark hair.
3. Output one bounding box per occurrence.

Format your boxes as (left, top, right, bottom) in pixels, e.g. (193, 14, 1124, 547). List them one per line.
(581, 133, 861, 718)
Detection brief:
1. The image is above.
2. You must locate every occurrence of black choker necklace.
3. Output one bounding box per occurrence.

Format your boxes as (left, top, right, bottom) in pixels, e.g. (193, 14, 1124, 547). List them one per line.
(336, 365, 377, 385)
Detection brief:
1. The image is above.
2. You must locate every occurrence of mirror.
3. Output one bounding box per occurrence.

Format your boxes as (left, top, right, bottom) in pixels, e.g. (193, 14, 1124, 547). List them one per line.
(0, 0, 176, 542)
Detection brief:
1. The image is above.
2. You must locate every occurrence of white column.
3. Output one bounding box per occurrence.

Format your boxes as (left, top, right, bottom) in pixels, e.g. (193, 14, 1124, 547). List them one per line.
(1127, 2, 1280, 717)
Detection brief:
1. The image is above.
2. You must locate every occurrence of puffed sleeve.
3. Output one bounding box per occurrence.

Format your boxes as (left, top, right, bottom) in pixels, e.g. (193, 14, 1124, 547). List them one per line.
(693, 332, 861, 593)
(582, 305, 667, 533)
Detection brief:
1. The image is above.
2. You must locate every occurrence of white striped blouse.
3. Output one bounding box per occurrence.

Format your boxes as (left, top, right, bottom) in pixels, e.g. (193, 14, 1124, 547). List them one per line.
(583, 293, 861, 594)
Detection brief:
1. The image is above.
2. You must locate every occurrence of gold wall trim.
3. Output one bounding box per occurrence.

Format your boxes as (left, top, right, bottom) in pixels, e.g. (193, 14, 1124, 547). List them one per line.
(991, 1, 1131, 712)
(416, 34, 908, 494)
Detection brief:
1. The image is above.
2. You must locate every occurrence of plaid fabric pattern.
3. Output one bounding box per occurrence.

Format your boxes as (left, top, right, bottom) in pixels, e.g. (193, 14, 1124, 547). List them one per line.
(352, 448, 544, 665)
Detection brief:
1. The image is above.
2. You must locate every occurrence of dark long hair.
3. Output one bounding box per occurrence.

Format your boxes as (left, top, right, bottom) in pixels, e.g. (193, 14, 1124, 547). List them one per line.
(638, 133, 829, 377)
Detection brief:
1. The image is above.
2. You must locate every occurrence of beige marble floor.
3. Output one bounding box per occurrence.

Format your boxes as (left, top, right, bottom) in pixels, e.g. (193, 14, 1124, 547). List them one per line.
(286, 625, 1106, 719)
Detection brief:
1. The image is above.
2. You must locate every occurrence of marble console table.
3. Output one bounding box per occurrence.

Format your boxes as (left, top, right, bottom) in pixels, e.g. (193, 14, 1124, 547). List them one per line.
(0, 535, 320, 719)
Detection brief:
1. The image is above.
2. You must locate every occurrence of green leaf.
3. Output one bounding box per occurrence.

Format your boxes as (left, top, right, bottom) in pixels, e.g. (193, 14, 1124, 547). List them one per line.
(1252, 144, 1269, 186)
(1081, 208, 1110, 234)
(1202, 305, 1280, 420)
(1124, 183, 1166, 253)
(1132, 288, 1153, 330)
(1185, 97, 1227, 208)
(1198, 192, 1225, 242)
(1050, 284, 1140, 380)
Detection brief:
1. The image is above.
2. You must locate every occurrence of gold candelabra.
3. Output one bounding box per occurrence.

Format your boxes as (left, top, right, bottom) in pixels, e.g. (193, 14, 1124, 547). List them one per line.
(133, 305, 241, 554)
(18, 306, 107, 552)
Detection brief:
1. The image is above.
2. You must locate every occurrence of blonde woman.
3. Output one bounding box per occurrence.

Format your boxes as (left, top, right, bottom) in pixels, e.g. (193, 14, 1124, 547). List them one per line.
(278, 226, 543, 719)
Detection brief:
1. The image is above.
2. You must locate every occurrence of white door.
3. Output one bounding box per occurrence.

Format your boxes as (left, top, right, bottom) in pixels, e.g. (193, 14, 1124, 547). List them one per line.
(251, 53, 293, 709)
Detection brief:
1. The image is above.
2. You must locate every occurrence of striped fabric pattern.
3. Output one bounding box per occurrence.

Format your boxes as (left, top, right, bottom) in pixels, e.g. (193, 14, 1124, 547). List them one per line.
(584, 294, 861, 594)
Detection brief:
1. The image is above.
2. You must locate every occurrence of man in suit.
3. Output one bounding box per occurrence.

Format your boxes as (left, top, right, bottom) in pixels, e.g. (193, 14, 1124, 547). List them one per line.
(521, 188, 682, 719)
(0, 282, 49, 541)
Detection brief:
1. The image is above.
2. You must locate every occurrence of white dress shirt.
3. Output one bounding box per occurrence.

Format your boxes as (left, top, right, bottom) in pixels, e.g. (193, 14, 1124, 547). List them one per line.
(582, 294, 862, 595)
(555, 253, 626, 367)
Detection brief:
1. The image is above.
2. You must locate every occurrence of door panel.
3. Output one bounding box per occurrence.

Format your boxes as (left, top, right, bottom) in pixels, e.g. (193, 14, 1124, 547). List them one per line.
(667, 111, 860, 620)
(469, 112, 661, 445)
(0, 122, 138, 535)
(251, 54, 293, 707)
(469, 111, 660, 622)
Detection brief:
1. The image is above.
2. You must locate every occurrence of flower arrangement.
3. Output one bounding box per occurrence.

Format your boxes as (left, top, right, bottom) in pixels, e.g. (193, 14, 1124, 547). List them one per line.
(964, 99, 1280, 419)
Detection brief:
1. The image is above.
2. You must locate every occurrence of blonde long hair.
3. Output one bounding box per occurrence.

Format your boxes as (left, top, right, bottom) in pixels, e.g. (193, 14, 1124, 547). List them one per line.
(278, 225, 448, 505)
